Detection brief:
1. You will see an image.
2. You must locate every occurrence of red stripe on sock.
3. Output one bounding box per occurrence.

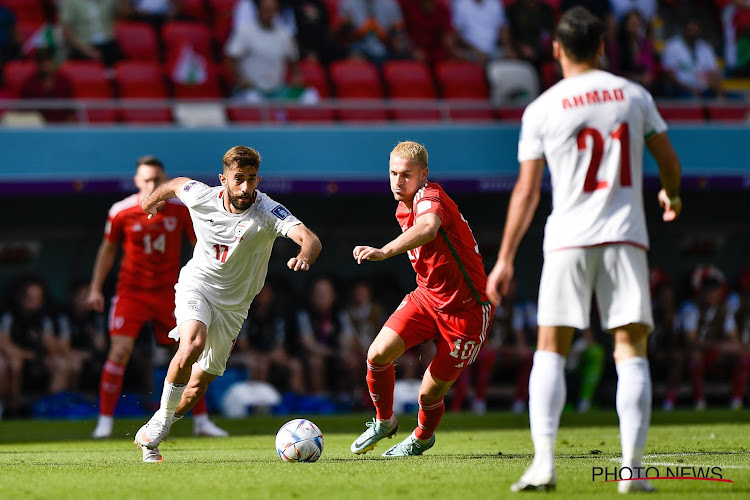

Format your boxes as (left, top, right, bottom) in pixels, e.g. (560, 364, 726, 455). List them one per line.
(99, 360, 126, 417)
(366, 360, 395, 420)
(192, 394, 207, 416)
(415, 398, 444, 440)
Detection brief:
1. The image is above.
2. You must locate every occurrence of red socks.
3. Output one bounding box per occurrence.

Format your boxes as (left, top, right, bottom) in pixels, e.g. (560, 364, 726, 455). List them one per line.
(415, 398, 444, 440)
(192, 393, 208, 416)
(98, 360, 126, 416)
(366, 360, 395, 420)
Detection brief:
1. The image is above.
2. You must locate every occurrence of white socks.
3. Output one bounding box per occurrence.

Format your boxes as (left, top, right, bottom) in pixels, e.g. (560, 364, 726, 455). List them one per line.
(528, 350, 566, 473)
(156, 382, 187, 421)
(616, 356, 651, 471)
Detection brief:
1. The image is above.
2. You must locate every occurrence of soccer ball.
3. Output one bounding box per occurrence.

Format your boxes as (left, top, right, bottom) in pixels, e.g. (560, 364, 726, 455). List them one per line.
(275, 418, 324, 462)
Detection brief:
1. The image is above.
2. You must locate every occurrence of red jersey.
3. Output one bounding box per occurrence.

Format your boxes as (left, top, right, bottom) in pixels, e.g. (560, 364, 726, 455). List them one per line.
(105, 194, 195, 294)
(396, 182, 489, 313)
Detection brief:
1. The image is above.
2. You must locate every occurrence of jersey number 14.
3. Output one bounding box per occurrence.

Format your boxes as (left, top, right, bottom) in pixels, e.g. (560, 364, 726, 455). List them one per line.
(578, 122, 631, 193)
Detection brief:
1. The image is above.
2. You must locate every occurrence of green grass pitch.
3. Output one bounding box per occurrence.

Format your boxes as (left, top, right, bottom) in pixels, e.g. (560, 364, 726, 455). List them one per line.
(0, 410, 748, 499)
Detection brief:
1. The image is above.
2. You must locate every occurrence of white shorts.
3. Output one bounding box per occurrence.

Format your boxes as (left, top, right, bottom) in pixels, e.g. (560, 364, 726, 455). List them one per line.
(170, 284, 248, 376)
(537, 244, 654, 332)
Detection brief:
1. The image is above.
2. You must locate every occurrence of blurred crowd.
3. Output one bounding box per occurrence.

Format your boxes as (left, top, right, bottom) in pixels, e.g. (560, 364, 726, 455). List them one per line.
(0, 0, 748, 124)
(2, 263, 749, 419)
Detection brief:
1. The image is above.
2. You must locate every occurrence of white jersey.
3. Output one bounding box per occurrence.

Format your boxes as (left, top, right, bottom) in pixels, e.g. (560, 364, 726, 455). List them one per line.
(518, 69, 667, 253)
(177, 181, 301, 310)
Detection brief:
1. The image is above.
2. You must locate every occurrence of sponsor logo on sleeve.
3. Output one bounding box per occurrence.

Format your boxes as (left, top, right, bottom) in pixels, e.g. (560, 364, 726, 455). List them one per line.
(183, 181, 197, 192)
(271, 205, 291, 220)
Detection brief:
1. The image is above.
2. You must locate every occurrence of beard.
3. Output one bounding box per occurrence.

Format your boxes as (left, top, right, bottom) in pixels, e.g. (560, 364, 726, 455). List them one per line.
(228, 191, 252, 211)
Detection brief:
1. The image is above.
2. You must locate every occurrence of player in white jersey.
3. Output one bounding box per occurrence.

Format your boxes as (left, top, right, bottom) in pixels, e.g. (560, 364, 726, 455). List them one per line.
(485, 7, 682, 493)
(132, 145, 322, 463)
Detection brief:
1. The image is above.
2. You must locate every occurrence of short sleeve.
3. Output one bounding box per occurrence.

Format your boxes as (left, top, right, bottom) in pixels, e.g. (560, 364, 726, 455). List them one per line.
(262, 194, 302, 236)
(105, 208, 124, 243)
(178, 180, 214, 209)
(0, 312, 11, 335)
(679, 302, 699, 333)
(414, 188, 445, 223)
(642, 87, 667, 138)
(512, 305, 525, 332)
(517, 102, 545, 162)
(225, 27, 248, 58)
(57, 314, 71, 341)
(296, 310, 314, 340)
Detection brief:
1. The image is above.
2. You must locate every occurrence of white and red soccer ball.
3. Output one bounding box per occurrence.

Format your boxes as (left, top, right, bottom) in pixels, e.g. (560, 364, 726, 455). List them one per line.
(275, 419, 324, 462)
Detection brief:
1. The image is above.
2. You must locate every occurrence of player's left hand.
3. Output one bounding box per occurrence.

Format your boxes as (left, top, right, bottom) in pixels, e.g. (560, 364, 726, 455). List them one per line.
(287, 257, 310, 271)
(353, 245, 386, 263)
(658, 189, 681, 222)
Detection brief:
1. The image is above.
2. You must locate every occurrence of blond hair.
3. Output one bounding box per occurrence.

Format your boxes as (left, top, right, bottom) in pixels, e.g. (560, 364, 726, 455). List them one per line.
(222, 145, 261, 173)
(391, 141, 428, 168)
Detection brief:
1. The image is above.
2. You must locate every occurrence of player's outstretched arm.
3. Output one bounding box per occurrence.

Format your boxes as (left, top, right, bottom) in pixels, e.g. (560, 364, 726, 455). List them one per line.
(353, 213, 441, 264)
(287, 224, 322, 271)
(486, 159, 544, 306)
(647, 132, 682, 222)
(140, 177, 192, 219)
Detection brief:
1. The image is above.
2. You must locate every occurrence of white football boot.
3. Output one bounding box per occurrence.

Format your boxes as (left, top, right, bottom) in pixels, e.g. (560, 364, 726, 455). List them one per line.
(135, 415, 172, 450)
(350, 416, 399, 454)
(510, 466, 557, 492)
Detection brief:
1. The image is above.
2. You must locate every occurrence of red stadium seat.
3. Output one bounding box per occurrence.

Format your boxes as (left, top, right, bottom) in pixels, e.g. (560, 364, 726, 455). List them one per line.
(657, 103, 705, 122)
(226, 106, 264, 123)
(446, 101, 495, 122)
(162, 21, 214, 63)
(115, 22, 159, 61)
(383, 60, 437, 98)
(208, 0, 239, 45)
(169, 60, 223, 98)
(297, 59, 331, 98)
(3, 60, 36, 96)
(435, 60, 489, 99)
(182, 0, 210, 22)
(495, 106, 526, 122)
(707, 104, 750, 122)
(383, 60, 440, 121)
(114, 61, 173, 124)
(329, 59, 387, 122)
(2, 0, 45, 23)
(59, 61, 117, 123)
(284, 105, 336, 123)
(322, 0, 342, 30)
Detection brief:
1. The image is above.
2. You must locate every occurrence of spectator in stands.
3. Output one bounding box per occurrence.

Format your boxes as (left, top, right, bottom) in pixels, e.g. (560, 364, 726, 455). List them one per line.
(566, 327, 605, 414)
(401, 0, 460, 64)
(55, 280, 108, 395)
(609, 0, 657, 24)
(129, 0, 183, 30)
(452, 0, 512, 65)
(719, 0, 750, 77)
(612, 10, 657, 92)
(682, 266, 750, 410)
(20, 47, 74, 123)
(225, 0, 319, 103)
(662, 17, 725, 98)
(505, 0, 556, 70)
(60, 0, 129, 67)
(233, 282, 304, 394)
(337, 0, 412, 63)
(728, 268, 750, 346)
(345, 280, 384, 407)
(295, 276, 359, 397)
(233, 0, 298, 35)
(0, 277, 68, 416)
(648, 275, 684, 410)
(291, 0, 346, 64)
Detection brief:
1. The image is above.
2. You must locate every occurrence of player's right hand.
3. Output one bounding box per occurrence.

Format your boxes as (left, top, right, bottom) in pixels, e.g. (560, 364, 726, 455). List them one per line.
(353, 245, 386, 263)
(658, 189, 681, 222)
(485, 260, 514, 306)
(86, 290, 105, 312)
(143, 200, 165, 219)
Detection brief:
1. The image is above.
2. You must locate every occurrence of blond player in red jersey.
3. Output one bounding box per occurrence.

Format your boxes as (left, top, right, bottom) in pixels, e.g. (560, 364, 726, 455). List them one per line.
(88, 156, 226, 439)
(486, 7, 682, 493)
(350, 141, 494, 457)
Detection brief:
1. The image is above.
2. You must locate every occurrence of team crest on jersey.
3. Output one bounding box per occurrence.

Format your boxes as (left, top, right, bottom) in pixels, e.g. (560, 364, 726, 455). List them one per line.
(271, 205, 291, 220)
(163, 216, 177, 232)
(235, 221, 252, 241)
(187, 300, 199, 311)
(132, 223, 143, 232)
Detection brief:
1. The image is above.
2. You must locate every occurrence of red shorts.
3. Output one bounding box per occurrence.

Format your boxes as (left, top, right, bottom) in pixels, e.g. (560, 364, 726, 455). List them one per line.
(384, 290, 494, 382)
(108, 289, 176, 346)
